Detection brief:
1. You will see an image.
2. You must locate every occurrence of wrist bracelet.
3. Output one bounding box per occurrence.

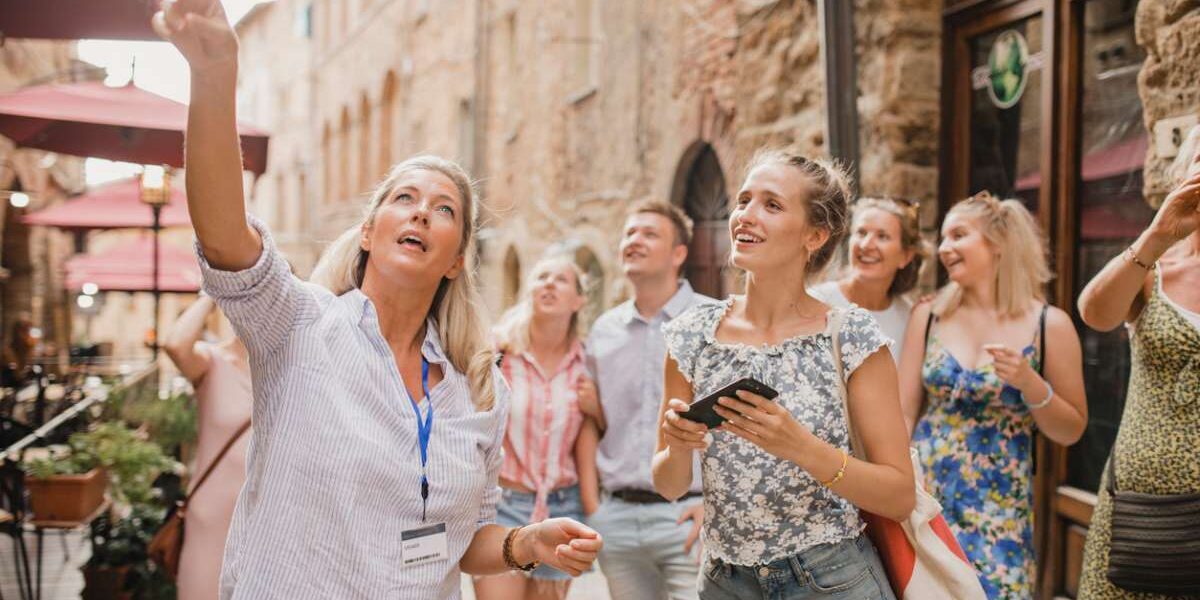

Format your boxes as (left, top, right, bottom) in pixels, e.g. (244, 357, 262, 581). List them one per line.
(1125, 246, 1156, 271)
(502, 526, 538, 572)
(820, 449, 849, 487)
(1024, 381, 1054, 410)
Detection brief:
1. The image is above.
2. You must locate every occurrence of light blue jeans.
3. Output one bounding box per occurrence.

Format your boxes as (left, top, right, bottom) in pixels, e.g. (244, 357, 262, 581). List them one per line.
(698, 534, 895, 600)
(586, 496, 703, 600)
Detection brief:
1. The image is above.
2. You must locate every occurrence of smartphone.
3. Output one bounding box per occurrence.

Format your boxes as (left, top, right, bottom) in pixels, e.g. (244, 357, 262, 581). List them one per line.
(679, 377, 779, 429)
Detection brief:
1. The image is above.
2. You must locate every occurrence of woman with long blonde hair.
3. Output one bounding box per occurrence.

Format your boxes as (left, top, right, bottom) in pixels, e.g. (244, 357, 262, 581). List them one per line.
(475, 254, 603, 600)
(898, 192, 1088, 598)
(153, 2, 600, 597)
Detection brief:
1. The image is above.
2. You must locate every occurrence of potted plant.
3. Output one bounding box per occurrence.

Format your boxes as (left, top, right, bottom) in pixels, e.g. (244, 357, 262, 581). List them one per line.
(22, 441, 107, 522)
(23, 422, 176, 521)
(83, 504, 176, 600)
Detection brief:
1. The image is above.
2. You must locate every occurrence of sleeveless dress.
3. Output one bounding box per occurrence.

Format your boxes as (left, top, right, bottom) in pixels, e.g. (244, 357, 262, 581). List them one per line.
(177, 343, 253, 600)
(1076, 271, 1200, 599)
(912, 312, 1043, 599)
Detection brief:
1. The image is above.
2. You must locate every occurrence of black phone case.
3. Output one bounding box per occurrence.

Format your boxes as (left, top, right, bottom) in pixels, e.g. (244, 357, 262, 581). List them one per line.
(679, 377, 779, 429)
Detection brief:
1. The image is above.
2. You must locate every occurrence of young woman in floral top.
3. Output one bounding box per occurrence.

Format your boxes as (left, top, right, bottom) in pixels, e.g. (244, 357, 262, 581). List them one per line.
(897, 193, 1087, 598)
(651, 149, 915, 599)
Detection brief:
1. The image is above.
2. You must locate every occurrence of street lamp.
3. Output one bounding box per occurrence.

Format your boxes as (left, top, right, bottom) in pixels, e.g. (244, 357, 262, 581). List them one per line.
(139, 165, 170, 361)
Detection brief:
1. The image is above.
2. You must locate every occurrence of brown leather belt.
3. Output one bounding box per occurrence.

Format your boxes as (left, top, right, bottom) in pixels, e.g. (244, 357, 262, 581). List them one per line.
(610, 489, 702, 504)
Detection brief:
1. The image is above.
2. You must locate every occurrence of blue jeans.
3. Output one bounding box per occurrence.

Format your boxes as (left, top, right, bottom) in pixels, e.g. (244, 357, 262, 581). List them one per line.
(496, 485, 585, 581)
(586, 496, 702, 600)
(699, 535, 895, 600)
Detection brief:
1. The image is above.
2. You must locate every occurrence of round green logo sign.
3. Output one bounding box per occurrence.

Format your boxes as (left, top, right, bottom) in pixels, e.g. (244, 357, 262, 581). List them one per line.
(987, 30, 1029, 109)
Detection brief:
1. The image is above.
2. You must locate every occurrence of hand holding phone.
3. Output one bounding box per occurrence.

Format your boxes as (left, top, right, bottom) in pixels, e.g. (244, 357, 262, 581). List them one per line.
(680, 377, 779, 429)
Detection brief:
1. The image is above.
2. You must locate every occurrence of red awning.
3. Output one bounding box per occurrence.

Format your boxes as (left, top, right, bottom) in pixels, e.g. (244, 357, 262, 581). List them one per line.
(65, 236, 201, 293)
(0, 0, 159, 41)
(1015, 134, 1147, 191)
(0, 81, 269, 175)
(24, 177, 191, 230)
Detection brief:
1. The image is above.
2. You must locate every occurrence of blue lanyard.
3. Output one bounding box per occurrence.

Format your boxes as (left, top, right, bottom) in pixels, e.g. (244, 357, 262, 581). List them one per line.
(406, 358, 432, 521)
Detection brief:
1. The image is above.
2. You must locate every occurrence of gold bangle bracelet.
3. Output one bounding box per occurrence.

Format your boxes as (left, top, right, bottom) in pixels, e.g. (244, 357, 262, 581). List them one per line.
(820, 449, 849, 487)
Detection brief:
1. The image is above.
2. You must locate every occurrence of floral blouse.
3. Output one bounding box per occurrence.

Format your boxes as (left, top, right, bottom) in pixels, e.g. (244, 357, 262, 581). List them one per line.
(663, 299, 889, 566)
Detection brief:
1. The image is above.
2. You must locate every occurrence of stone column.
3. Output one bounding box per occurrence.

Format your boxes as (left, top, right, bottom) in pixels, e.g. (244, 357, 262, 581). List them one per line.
(1136, 0, 1200, 205)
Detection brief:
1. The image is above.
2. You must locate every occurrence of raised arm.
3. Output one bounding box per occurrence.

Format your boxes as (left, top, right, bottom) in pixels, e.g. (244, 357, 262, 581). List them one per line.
(153, 0, 261, 270)
(1078, 148, 1200, 331)
(163, 294, 216, 384)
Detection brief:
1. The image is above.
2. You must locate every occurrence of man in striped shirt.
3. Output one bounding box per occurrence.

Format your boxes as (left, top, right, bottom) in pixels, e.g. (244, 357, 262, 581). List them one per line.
(584, 201, 717, 599)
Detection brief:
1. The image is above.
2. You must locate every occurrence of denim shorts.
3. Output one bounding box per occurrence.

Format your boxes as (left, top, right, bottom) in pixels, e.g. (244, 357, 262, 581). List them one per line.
(496, 485, 584, 581)
(699, 534, 896, 599)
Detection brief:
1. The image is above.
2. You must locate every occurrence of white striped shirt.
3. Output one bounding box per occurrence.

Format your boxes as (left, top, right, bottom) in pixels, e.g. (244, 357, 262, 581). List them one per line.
(199, 217, 508, 600)
(498, 342, 587, 521)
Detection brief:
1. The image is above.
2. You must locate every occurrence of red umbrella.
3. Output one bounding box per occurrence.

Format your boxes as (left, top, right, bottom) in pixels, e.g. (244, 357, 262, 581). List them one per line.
(65, 236, 200, 293)
(0, 0, 159, 41)
(0, 81, 269, 175)
(23, 177, 191, 230)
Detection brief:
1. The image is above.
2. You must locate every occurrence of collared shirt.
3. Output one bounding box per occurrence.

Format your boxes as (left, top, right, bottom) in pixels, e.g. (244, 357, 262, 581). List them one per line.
(586, 280, 716, 493)
(498, 341, 587, 522)
(199, 217, 507, 600)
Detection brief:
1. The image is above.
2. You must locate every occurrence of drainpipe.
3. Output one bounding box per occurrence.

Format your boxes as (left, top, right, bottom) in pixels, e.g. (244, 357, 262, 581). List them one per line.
(818, 0, 860, 192)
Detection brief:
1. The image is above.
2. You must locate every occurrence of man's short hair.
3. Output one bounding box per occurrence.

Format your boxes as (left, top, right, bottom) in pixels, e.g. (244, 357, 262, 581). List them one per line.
(625, 201, 694, 247)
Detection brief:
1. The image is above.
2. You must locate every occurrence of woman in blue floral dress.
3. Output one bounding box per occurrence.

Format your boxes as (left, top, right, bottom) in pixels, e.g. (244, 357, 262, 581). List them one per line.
(897, 193, 1089, 599)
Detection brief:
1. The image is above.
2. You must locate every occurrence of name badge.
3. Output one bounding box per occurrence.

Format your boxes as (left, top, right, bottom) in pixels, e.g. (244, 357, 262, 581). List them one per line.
(402, 522, 449, 567)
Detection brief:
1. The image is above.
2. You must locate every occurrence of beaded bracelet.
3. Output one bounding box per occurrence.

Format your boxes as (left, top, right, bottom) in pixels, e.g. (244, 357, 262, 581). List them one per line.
(503, 526, 539, 572)
(1125, 246, 1156, 271)
(1024, 381, 1054, 410)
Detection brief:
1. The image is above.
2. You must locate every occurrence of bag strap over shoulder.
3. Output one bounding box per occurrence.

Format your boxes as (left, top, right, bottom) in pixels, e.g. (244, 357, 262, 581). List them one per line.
(185, 420, 251, 503)
(828, 307, 865, 460)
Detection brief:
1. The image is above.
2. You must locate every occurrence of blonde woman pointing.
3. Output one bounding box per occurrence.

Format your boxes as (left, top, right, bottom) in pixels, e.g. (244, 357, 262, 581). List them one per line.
(152, 2, 601, 598)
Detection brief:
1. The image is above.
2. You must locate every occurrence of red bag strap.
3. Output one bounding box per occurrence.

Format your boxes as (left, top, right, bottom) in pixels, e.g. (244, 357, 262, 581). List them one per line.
(184, 420, 251, 503)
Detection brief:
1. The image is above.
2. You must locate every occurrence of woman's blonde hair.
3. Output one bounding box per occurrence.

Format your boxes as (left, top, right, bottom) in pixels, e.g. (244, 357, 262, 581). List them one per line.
(309, 155, 496, 411)
(849, 197, 931, 298)
(492, 254, 589, 355)
(741, 148, 853, 279)
(933, 191, 1052, 318)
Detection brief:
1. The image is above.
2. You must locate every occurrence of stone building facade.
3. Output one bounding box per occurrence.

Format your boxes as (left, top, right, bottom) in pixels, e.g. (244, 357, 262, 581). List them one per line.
(235, 0, 952, 314)
(0, 40, 87, 364)
(236, 2, 1197, 596)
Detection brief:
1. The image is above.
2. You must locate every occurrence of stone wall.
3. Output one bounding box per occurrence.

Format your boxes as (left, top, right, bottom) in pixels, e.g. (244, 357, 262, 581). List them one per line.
(733, 0, 826, 168)
(1136, 0, 1200, 204)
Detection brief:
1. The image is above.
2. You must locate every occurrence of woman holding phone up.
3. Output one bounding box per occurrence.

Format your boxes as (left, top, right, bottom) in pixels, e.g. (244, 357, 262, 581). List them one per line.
(651, 150, 914, 599)
(152, 2, 600, 598)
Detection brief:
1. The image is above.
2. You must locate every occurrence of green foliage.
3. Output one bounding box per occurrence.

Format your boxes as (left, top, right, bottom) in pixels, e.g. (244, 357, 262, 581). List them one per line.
(128, 390, 197, 454)
(85, 504, 177, 599)
(23, 422, 177, 506)
(77, 422, 176, 506)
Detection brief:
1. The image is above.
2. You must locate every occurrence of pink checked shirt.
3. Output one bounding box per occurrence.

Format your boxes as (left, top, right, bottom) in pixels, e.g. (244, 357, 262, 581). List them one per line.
(499, 341, 588, 522)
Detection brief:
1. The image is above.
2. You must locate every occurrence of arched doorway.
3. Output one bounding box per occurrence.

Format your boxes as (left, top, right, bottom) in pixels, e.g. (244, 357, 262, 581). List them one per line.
(674, 143, 731, 298)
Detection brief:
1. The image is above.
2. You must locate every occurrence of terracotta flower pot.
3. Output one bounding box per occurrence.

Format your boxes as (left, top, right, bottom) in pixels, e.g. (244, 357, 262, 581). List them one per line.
(25, 468, 107, 522)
